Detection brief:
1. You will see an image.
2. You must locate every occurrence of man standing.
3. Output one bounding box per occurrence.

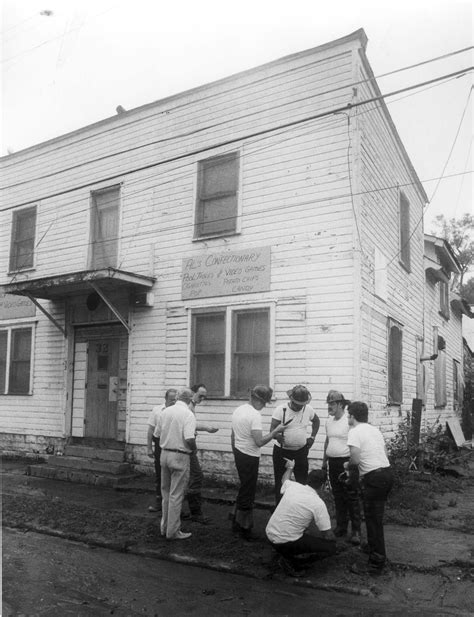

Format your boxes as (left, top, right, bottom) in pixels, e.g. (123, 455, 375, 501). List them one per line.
(156, 387, 196, 540)
(185, 384, 218, 523)
(271, 385, 320, 504)
(346, 401, 394, 574)
(266, 460, 336, 576)
(322, 390, 361, 544)
(231, 385, 286, 540)
(147, 388, 177, 513)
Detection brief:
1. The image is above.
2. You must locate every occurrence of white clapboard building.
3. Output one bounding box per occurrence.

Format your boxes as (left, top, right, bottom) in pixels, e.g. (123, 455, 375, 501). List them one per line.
(0, 29, 467, 481)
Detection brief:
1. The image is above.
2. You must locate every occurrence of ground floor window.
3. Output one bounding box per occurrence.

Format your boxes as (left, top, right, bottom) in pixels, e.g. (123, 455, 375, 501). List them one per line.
(387, 317, 403, 405)
(191, 306, 270, 397)
(0, 325, 33, 394)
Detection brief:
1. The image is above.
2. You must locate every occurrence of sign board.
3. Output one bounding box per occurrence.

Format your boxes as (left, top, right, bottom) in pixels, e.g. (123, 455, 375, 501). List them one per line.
(182, 247, 271, 300)
(446, 416, 469, 448)
(0, 293, 36, 320)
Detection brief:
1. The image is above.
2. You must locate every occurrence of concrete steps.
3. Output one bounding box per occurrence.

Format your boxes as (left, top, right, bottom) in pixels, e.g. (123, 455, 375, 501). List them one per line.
(27, 441, 139, 488)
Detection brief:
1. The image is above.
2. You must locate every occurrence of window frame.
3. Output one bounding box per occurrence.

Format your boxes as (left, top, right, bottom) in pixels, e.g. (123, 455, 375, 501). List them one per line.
(434, 334, 447, 408)
(189, 303, 274, 398)
(9, 205, 37, 274)
(194, 150, 241, 240)
(453, 358, 461, 410)
(0, 322, 35, 395)
(439, 279, 450, 319)
(387, 317, 403, 405)
(88, 185, 121, 269)
(399, 191, 411, 272)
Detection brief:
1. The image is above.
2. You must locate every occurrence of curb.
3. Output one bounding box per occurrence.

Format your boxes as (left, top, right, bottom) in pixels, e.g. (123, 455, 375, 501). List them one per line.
(4, 522, 374, 598)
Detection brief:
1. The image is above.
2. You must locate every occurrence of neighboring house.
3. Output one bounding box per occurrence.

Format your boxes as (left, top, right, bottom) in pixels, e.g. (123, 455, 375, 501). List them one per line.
(2, 28, 457, 481)
(423, 235, 473, 437)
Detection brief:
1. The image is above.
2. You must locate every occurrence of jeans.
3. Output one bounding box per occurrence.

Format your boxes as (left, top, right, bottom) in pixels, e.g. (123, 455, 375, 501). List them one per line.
(360, 467, 394, 567)
(273, 444, 309, 504)
(327, 456, 361, 533)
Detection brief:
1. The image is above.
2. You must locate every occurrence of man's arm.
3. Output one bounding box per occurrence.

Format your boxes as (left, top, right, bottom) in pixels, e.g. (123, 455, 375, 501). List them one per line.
(281, 458, 295, 485)
(348, 445, 361, 466)
(230, 429, 235, 450)
(196, 422, 218, 433)
(147, 425, 155, 459)
(270, 418, 283, 445)
(307, 415, 320, 448)
(320, 529, 336, 541)
(251, 423, 285, 448)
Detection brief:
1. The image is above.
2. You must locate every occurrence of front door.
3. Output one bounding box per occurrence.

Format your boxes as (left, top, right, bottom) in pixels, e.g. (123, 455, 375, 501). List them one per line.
(85, 338, 119, 439)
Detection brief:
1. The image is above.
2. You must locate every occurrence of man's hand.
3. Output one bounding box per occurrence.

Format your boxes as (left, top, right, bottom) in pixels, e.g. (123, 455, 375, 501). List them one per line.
(284, 457, 295, 470)
(206, 427, 219, 433)
(147, 449, 154, 459)
(306, 436, 315, 448)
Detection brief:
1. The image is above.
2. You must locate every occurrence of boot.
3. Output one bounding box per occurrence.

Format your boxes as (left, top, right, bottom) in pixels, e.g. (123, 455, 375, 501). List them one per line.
(187, 493, 210, 524)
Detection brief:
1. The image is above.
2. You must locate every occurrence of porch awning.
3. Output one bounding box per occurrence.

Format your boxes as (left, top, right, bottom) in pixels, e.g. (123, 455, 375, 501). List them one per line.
(424, 257, 450, 284)
(1, 268, 155, 300)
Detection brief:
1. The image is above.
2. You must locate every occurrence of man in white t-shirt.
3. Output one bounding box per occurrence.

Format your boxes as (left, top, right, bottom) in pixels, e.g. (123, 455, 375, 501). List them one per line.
(270, 385, 320, 505)
(146, 388, 177, 513)
(156, 387, 197, 541)
(322, 390, 361, 544)
(266, 459, 336, 576)
(346, 401, 393, 574)
(231, 385, 286, 540)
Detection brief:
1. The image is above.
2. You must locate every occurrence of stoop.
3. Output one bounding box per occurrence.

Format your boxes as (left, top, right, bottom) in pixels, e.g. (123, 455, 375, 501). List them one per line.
(27, 439, 139, 488)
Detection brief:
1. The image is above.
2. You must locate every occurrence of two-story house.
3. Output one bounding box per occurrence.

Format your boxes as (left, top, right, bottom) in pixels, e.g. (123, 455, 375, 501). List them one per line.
(1, 29, 444, 481)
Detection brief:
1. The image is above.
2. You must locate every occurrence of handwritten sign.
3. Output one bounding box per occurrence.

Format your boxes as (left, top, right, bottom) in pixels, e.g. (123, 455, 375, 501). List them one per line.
(182, 247, 271, 300)
(0, 293, 36, 320)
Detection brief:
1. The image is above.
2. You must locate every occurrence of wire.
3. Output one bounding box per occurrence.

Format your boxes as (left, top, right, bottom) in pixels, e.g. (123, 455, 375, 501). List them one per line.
(452, 138, 473, 218)
(2, 65, 472, 207)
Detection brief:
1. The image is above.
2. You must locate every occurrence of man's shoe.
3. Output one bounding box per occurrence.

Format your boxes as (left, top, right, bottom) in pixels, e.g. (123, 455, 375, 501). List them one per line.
(350, 532, 361, 545)
(148, 504, 162, 513)
(278, 556, 301, 577)
(181, 512, 192, 520)
(190, 514, 211, 525)
(360, 541, 370, 554)
(167, 531, 192, 540)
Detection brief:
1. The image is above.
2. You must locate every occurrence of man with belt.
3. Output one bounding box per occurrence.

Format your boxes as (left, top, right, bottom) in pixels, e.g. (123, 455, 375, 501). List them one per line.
(346, 401, 394, 574)
(270, 385, 320, 505)
(156, 387, 196, 540)
(147, 388, 177, 513)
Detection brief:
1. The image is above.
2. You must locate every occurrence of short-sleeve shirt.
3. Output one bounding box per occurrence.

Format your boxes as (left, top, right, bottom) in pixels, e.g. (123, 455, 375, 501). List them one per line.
(272, 404, 318, 450)
(231, 403, 263, 458)
(147, 404, 166, 438)
(347, 423, 390, 476)
(157, 401, 196, 452)
(325, 413, 350, 458)
(265, 480, 331, 543)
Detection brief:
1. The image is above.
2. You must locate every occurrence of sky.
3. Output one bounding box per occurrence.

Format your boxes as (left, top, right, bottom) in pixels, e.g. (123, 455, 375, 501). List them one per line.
(1, 0, 473, 233)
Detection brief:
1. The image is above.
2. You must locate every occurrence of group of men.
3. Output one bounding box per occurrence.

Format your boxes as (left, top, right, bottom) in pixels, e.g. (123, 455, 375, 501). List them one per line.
(147, 382, 394, 576)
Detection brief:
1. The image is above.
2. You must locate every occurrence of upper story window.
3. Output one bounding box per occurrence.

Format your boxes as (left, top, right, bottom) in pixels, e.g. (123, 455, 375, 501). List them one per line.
(387, 317, 403, 405)
(195, 152, 239, 239)
(90, 186, 120, 269)
(191, 306, 270, 397)
(399, 192, 411, 272)
(434, 335, 446, 407)
(439, 280, 450, 319)
(9, 206, 37, 272)
(0, 326, 33, 395)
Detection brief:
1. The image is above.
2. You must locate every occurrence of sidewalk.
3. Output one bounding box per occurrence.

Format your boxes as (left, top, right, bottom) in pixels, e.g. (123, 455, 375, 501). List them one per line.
(2, 458, 474, 609)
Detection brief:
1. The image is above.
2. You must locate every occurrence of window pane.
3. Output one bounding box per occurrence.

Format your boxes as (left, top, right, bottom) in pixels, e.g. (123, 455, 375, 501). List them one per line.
(198, 195, 237, 236)
(232, 310, 269, 396)
(388, 324, 402, 403)
(91, 188, 119, 268)
(192, 313, 225, 395)
(9, 328, 32, 394)
(10, 207, 36, 271)
(201, 155, 238, 197)
(399, 193, 410, 270)
(0, 331, 7, 393)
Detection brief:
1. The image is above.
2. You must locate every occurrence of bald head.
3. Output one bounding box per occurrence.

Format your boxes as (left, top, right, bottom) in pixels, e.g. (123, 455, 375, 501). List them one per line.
(176, 387, 194, 404)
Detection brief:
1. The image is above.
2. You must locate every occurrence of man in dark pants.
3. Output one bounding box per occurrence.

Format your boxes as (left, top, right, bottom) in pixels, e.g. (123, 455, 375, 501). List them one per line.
(271, 385, 320, 505)
(346, 401, 394, 574)
(147, 388, 177, 513)
(184, 384, 218, 523)
(266, 460, 336, 576)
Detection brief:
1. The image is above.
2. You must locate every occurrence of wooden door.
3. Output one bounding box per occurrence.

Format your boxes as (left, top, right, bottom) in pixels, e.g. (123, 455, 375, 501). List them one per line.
(85, 338, 119, 438)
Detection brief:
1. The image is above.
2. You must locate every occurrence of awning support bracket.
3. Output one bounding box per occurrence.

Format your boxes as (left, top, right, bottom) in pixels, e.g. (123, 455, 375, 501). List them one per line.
(23, 292, 67, 338)
(89, 282, 131, 334)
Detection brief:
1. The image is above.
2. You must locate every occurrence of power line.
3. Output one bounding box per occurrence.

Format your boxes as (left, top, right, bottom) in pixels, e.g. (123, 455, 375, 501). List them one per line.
(2, 65, 472, 210)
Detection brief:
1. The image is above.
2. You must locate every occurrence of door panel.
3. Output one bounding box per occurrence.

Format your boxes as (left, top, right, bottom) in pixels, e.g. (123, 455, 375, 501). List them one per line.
(85, 338, 119, 438)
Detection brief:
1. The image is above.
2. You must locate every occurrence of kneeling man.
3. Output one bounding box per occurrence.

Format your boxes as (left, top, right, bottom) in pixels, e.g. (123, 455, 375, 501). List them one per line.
(265, 459, 336, 575)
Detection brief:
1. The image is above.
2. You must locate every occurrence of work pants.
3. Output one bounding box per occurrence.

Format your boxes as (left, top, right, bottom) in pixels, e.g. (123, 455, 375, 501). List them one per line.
(327, 456, 361, 533)
(360, 467, 394, 568)
(160, 450, 190, 539)
(233, 447, 259, 531)
(271, 534, 336, 563)
(273, 444, 309, 504)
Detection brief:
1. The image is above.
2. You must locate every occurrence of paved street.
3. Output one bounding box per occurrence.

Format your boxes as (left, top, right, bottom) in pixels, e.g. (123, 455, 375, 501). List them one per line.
(4, 527, 467, 617)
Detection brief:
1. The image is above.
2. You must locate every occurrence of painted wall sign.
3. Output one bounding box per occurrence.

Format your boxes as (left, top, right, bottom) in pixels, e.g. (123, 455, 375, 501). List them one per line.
(182, 247, 271, 300)
(0, 293, 36, 320)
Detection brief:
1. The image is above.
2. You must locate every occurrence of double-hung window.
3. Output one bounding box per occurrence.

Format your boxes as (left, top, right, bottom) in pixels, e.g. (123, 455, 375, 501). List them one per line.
(9, 206, 37, 272)
(434, 335, 447, 407)
(387, 317, 403, 404)
(399, 192, 411, 272)
(0, 326, 33, 395)
(195, 152, 239, 238)
(191, 306, 270, 397)
(439, 280, 450, 319)
(90, 186, 120, 269)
